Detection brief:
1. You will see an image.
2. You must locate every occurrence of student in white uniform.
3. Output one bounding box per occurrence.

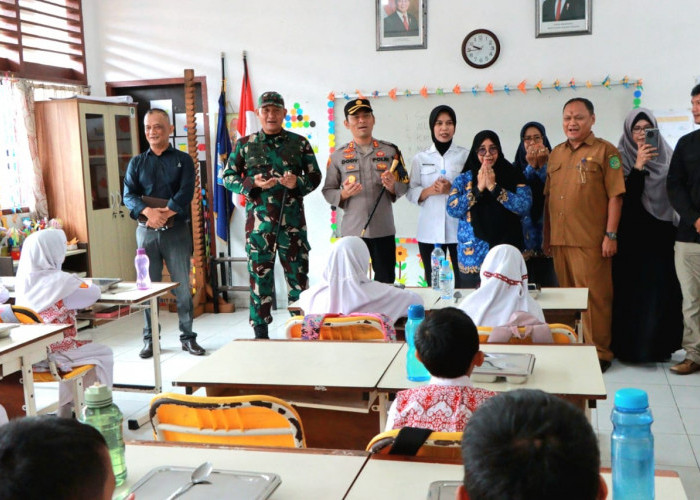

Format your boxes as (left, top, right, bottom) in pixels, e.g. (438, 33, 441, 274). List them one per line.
(15, 229, 113, 417)
(458, 244, 544, 326)
(407, 105, 469, 287)
(297, 236, 423, 325)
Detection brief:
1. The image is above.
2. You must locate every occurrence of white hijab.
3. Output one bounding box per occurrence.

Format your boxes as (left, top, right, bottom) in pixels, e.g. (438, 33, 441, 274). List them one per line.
(15, 229, 83, 313)
(297, 236, 423, 324)
(458, 244, 544, 326)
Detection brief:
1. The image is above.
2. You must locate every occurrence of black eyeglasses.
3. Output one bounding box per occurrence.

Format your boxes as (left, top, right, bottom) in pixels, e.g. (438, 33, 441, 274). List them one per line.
(477, 146, 498, 156)
(632, 125, 652, 133)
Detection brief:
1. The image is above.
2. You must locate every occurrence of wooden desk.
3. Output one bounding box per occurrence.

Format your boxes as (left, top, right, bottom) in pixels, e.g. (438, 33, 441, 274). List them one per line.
(378, 343, 606, 411)
(115, 442, 368, 500)
(0, 324, 69, 416)
(4, 279, 178, 428)
(172, 340, 404, 449)
(346, 456, 688, 499)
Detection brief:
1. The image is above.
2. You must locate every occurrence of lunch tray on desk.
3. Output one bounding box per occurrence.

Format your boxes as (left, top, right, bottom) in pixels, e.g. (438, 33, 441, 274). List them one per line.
(471, 352, 535, 384)
(427, 480, 461, 499)
(128, 466, 281, 499)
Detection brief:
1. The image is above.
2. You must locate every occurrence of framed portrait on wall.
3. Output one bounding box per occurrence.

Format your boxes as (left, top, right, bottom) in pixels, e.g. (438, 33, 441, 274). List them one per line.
(535, 0, 591, 38)
(376, 0, 427, 51)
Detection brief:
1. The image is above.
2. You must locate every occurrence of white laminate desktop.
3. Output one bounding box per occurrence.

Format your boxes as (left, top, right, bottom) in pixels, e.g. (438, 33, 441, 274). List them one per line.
(0, 324, 70, 415)
(173, 340, 403, 390)
(379, 343, 606, 401)
(115, 442, 368, 500)
(345, 458, 688, 500)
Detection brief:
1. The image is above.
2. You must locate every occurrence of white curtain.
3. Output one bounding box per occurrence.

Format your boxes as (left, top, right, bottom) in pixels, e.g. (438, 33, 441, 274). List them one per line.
(0, 79, 88, 217)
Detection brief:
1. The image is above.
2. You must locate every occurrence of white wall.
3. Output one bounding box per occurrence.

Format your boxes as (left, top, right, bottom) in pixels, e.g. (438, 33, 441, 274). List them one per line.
(82, 0, 700, 298)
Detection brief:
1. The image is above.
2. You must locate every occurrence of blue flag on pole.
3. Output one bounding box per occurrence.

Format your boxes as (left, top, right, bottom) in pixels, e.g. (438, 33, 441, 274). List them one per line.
(213, 91, 233, 242)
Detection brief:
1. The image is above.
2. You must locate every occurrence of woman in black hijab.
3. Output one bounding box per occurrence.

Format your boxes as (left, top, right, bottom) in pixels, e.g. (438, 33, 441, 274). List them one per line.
(446, 130, 532, 287)
(407, 105, 468, 287)
(513, 121, 558, 286)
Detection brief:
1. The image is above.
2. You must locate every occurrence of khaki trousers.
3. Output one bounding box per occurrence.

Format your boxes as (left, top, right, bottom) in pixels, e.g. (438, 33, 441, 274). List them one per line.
(674, 242, 700, 364)
(552, 246, 613, 361)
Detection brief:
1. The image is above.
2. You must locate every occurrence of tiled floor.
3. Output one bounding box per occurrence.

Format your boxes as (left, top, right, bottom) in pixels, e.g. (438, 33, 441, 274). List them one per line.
(34, 308, 700, 499)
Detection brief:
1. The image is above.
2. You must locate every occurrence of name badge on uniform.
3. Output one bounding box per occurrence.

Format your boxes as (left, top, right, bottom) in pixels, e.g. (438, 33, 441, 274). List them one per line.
(377, 163, 388, 170)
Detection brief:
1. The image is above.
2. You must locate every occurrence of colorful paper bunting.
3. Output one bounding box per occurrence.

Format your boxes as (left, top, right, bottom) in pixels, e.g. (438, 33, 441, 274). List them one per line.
(553, 79, 561, 91)
(327, 91, 335, 101)
(471, 85, 479, 96)
(452, 84, 461, 95)
(388, 88, 397, 100)
(485, 83, 494, 95)
(568, 78, 576, 90)
(602, 75, 611, 88)
(420, 86, 428, 98)
(585, 80, 593, 88)
(535, 80, 543, 93)
(355, 89, 366, 99)
(503, 84, 510, 95)
(518, 80, 527, 94)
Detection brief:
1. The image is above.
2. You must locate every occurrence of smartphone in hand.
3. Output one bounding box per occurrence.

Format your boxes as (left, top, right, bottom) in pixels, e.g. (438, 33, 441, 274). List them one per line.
(645, 128, 660, 149)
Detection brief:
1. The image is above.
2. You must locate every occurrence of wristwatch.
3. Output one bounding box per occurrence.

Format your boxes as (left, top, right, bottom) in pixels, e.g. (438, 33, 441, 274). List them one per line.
(605, 232, 618, 240)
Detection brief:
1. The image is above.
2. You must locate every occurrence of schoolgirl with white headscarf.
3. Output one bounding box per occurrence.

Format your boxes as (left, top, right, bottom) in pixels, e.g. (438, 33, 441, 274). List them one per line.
(458, 244, 544, 326)
(15, 229, 113, 417)
(297, 236, 423, 324)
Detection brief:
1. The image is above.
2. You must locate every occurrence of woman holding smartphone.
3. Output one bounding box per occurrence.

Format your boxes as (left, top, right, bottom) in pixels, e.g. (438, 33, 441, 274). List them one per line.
(407, 105, 468, 287)
(611, 108, 682, 362)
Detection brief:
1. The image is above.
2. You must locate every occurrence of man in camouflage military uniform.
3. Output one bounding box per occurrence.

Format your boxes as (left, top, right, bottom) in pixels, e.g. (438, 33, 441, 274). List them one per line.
(323, 98, 409, 283)
(223, 91, 321, 338)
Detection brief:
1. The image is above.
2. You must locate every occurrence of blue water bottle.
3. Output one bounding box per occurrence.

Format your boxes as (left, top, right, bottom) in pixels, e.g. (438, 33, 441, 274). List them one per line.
(405, 304, 430, 381)
(611, 388, 654, 500)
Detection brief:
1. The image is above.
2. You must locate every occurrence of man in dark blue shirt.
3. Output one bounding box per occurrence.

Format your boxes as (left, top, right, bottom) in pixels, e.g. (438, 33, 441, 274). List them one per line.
(123, 108, 205, 358)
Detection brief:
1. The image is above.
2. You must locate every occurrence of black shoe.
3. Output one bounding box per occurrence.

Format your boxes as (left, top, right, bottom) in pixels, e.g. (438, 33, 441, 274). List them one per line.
(181, 338, 206, 356)
(599, 359, 612, 373)
(139, 340, 153, 359)
(253, 324, 269, 339)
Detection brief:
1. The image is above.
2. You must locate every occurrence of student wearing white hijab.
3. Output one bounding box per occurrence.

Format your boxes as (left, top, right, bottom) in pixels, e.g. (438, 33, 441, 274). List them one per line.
(297, 236, 423, 324)
(458, 244, 544, 326)
(15, 229, 113, 417)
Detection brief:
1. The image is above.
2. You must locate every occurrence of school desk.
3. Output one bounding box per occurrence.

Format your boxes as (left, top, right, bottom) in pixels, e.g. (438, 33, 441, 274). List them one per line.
(172, 339, 404, 450)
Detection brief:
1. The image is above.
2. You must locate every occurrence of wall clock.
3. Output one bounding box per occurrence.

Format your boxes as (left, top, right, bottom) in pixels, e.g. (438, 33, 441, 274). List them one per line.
(461, 29, 500, 69)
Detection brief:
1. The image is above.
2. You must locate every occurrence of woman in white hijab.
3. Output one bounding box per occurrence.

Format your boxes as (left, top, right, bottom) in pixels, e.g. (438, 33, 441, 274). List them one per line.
(15, 229, 113, 417)
(458, 244, 544, 326)
(297, 236, 423, 324)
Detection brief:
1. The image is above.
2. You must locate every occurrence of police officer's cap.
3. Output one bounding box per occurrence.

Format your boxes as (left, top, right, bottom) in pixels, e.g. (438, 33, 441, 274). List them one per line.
(344, 98, 373, 118)
(258, 91, 285, 109)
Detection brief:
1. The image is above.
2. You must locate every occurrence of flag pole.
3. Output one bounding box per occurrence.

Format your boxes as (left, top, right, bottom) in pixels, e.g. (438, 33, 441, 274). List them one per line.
(220, 52, 232, 257)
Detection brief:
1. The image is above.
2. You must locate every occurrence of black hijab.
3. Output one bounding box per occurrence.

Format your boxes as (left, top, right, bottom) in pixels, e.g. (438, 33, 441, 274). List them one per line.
(513, 122, 552, 223)
(429, 105, 456, 156)
(465, 130, 526, 250)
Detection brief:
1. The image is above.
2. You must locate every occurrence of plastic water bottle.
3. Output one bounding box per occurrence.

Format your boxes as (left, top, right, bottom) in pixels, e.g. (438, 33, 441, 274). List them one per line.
(79, 383, 127, 486)
(430, 245, 445, 290)
(439, 258, 454, 300)
(405, 304, 430, 381)
(611, 388, 654, 500)
(135, 248, 151, 290)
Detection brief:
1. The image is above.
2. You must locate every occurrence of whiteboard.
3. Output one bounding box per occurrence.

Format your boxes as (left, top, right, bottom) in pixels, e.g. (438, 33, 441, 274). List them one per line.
(333, 86, 637, 237)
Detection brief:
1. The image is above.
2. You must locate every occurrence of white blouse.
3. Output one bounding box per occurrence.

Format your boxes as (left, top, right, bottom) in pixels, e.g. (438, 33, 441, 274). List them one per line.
(407, 143, 469, 243)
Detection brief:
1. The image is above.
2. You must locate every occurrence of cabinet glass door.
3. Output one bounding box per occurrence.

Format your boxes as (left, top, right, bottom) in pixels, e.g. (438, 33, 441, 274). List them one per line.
(114, 113, 135, 202)
(85, 113, 110, 210)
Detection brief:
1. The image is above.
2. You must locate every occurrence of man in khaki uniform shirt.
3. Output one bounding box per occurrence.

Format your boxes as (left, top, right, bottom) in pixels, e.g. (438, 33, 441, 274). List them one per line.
(323, 99, 408, 283)
(544, 98, 625, 371)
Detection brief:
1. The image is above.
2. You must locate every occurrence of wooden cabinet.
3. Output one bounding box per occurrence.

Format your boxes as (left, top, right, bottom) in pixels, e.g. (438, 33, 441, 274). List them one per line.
(35, 99, 139, 280)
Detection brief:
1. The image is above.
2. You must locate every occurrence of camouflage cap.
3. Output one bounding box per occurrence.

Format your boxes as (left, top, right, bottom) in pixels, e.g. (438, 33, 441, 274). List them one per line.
(258, 91, 285, 109)
(344, 98, 373, 118)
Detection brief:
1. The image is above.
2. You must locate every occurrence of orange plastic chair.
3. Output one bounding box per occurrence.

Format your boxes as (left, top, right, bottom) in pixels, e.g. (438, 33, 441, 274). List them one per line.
(366, 429, 463, 460)
(0, 304, 95, 415)
(284, 314, 390, 341)
(477, 323, 577, 344)
(149, 393, 306, 448)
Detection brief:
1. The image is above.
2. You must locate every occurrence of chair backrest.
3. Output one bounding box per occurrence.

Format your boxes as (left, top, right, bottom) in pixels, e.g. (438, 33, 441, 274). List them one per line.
(149, 393, 306, 448)
(285, 314, 394, 341)
(366, 429, 463, 460)
(0, 304, 43, 324)
(477, 323, 576, 344)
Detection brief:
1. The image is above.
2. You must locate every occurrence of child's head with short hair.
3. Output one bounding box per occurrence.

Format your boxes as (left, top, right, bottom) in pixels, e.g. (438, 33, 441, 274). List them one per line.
(414, 307, 482, 379)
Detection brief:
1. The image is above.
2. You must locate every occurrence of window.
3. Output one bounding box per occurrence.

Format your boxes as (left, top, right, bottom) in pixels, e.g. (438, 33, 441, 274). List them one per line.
(0, 0, 86, 85)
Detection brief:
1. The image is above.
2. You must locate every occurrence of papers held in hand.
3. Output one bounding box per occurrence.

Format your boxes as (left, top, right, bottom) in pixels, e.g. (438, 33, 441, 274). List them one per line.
(138, 196, 175, 229)
(471, 353, 536, 384)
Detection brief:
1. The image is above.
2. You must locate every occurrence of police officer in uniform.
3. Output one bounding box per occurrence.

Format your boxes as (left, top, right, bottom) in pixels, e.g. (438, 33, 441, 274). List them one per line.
(223, 91, 321, 339)
(323, 99, 409, 284)
(544, 98, 625, 372)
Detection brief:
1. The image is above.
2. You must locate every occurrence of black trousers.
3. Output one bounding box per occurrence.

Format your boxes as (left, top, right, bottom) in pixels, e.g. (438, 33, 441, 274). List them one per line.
(362, 235, 396, 284)
(418, 242, 462, 288)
